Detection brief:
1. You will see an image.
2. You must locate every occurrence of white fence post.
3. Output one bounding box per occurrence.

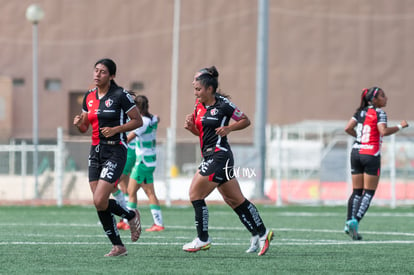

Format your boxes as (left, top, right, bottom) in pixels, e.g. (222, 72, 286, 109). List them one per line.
(275, 125, 282, 206)
(9, 139, 15, 175)
(21, 141, 27, 200)
(346, 137, 353, 197)
(55, 127, 63, 207)
(164, 128, 172, 207)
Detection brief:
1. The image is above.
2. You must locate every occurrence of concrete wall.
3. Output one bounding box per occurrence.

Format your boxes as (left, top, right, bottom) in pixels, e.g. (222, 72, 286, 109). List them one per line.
(0, 0, 413, 142)
(0, 76, 12, 141)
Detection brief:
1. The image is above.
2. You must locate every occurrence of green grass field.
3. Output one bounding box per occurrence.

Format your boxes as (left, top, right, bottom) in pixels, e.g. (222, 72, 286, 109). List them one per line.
(1, 204, 413, 274)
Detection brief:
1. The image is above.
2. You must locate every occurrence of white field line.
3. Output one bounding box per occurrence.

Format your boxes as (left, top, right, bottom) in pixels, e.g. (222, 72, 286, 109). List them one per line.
(0, 223, 414, 237)
(1, 211, 413, 247)
(0, 210, 412, 228)
(0, 223, 414, 246)
(211, 211, 414, 217)
(271, 212, 414, 217)
(2, 240, 414, 246)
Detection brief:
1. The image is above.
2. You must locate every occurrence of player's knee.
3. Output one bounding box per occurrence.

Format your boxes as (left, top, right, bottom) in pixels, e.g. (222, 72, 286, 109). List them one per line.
(144, 188, 155, 197)
(93, 197, 108, 211)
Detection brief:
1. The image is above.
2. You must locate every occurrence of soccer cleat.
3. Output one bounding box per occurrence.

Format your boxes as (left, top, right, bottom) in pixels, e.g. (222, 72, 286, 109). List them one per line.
(345, 220, 363, 240)
(258, 229, 274, 256)
(245, 235, 259, 253)
(145, 224, 165, 232)
(182, 237, 212, 252)
(344, 223, 349, 235)
(346, 218, 362, 240)
(117, 220, 130, 230)
(104, 245, 128, 257)
(128, 209, 142, 242)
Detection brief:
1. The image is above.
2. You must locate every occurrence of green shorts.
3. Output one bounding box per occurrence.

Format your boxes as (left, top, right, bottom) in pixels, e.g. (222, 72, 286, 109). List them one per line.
(130, 161, 156, 184)
(122, 147, 136, 175)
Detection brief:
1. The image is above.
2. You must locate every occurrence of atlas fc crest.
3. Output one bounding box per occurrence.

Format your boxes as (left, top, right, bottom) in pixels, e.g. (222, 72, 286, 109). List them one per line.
(105, 99, 113, 108)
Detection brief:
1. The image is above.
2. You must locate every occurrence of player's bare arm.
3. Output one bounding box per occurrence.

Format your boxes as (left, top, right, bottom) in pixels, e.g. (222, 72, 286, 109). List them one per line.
(73, 112, 89, 133)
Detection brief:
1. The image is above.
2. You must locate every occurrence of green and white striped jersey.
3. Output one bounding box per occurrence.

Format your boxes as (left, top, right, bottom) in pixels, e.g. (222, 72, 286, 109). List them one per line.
(126, 117, 137, 149)
(127, 136, 137, 149)
(134, 115, 158, 167)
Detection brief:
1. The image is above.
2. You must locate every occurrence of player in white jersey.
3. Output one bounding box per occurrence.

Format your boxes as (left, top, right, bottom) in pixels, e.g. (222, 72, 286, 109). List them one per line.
(126, 95, 164, 232)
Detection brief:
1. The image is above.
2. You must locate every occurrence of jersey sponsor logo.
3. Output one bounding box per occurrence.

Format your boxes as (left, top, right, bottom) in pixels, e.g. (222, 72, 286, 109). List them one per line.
(100, 160, 118, 180)
(233, 108, 242, 118)
(100, 167, 114, 179)
(88, 100, 94, 107)
(105, 98, 113, 108)
(106, 160, 117, 169)
(353, 144, 374, 150)
(200, 159, 213, 173)
(210, 108, 218, 116)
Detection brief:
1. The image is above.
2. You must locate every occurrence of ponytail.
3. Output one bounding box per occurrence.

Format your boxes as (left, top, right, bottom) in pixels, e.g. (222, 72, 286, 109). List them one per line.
(357, 87, 381, 112)
(135, 95, 151, 117)
(195, 66, 231, 98)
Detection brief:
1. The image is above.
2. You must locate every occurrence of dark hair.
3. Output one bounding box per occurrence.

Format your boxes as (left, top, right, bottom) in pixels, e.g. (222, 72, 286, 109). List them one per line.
(95, 58, 118, 87)
(357, 86, 382, 111)
(195, 66, 230, 98)
(135, 95, 151, 117)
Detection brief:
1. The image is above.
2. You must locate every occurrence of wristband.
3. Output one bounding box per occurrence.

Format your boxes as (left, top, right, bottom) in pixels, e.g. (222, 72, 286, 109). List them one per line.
(397, 124, 403, 130)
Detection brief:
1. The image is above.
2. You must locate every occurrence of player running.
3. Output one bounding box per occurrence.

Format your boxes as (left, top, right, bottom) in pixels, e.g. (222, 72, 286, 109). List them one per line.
(183, 66, 273, 255)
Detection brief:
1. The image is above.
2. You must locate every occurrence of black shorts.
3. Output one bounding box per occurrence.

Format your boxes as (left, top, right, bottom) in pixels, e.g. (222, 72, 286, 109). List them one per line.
(350, 149, 381, 176)
(88, 144, 127, 184)
(198, 150, 235, 185)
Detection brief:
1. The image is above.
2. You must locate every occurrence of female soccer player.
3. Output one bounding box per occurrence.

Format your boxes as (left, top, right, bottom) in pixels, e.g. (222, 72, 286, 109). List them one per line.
(344, 87, 408, 240)
(183, 66, 273, 256)
(73, 58, 143, 256)
(126, 95, 164, 232)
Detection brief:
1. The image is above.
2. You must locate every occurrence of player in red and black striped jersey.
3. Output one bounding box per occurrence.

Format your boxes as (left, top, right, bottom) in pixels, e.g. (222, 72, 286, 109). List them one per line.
(193, 95, 243, 156)
(73, 58, 143, 257)
(183, 66, 273, 256)
(344, 87, 408, 240)
(81, 86, 135, 146)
